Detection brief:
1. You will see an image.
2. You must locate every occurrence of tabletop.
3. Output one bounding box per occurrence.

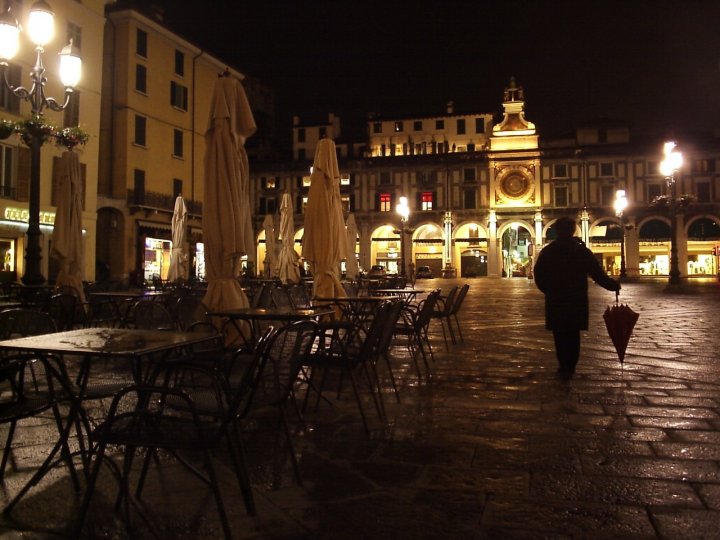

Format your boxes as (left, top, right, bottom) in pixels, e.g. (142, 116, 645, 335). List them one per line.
(207, 306, 334, 321)
(0, 327, 217, 358)
(89, 290, 167, 300)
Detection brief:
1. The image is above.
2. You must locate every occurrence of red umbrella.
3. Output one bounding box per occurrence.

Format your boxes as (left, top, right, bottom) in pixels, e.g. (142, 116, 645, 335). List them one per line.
(603, 292, 639, 363)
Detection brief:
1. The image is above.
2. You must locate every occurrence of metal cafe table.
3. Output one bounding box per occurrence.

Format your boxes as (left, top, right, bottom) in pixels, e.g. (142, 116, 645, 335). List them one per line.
(314, 296, 397, 330)
(373, 288, 428, 306)
(207, 306, 335, 349)
(88, 289, 169, 326)
(0, 327, 219, 512)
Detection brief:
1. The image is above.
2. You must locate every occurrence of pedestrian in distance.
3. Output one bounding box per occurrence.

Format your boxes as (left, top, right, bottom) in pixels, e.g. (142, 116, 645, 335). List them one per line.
(534, 216, 621, 379)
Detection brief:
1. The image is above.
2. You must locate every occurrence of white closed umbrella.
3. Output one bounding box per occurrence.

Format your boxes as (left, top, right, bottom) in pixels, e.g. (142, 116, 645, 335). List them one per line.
(202, 73, 255, 330)
(275, 191, 300, 284)
(51, 150, 85, 302)
(262, 214, 277, 278)
(167, 195, 188, 283)
(302, 139, 348, 301)
(345, 213, 359, 280)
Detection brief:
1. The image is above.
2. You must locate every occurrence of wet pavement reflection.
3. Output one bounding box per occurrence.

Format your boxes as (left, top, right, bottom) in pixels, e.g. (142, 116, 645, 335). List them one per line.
(2, 278, 720, 538)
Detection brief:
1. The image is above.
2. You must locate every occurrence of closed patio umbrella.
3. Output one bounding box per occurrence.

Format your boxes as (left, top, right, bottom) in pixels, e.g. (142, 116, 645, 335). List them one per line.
(275, 191, 300, 284)
(345, 213, 359, 280)
(302, 139, 348, 301)
(202, 73, 256, 324)
(167, 195, 188, 283)
(51, 150, 85, 302)
(262, 213, 277, 278)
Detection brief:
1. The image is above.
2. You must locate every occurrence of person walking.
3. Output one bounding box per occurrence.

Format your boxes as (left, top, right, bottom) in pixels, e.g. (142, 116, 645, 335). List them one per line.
(534, 216, 620, 379)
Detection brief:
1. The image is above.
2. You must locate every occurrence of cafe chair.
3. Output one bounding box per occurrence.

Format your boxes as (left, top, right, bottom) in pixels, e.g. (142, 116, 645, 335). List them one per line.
(430, 285, 459, 349)
(447, 283, 470, 344)
(47, 293, 79, 331)
(131, 300, 175, 331)
(393, 289, 440, 378)
(0, 308, 57, 342)
(302, 302, 396, 435)
(240, 320, 319, 486)
(173, 295, 210, 331)
(73, 328, 276, 539)
(0, 353, 80, 512)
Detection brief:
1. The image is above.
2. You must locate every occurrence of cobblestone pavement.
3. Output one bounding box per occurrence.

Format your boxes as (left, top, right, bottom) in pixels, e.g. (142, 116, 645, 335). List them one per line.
(1, 277, 720, 539)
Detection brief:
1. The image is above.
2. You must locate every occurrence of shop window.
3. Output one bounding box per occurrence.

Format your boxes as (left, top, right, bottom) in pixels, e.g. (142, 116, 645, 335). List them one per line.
(135, 64, 147, 93)
(0, 238, 15, 272)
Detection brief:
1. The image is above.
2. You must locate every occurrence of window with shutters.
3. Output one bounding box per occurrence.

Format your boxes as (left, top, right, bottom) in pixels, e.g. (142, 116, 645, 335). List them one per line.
(0, 144, 16, 199)
(170, 81, 188, 110)
(174, 50, 184, 76)
(173, 129, 183, 157)
(63, 91, 80, 127)
(136, 28, 147, 57)
(134, 115, 146, 146)
(379, 193, 392, 212)
(0, 63, 20, 113)
(135, 64, 147, 93)
(133, 169, 145, 205)
(420, 192, 434, 211)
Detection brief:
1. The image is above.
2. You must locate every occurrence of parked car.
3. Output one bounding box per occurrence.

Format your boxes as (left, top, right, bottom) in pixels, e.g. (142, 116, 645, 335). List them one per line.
(368, 265, 387, 277)
(416, 265, 433, 279)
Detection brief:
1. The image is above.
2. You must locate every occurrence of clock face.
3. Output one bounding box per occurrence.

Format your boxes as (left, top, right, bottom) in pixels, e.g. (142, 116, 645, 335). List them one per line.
(502, 174, 528, 197)
(498, 171, 532, 201)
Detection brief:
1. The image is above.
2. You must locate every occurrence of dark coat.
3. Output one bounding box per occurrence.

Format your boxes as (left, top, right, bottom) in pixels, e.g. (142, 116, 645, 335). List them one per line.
(534, 237, 619, 330)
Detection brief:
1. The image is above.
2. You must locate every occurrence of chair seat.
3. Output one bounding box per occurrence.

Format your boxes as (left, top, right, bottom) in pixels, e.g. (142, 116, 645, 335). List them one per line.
(0, 392, 56, 422)
(92, 410, 223, 451)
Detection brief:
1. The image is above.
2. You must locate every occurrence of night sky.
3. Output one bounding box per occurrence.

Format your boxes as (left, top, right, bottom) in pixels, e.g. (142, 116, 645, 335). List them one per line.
(160, 0, 720, 137)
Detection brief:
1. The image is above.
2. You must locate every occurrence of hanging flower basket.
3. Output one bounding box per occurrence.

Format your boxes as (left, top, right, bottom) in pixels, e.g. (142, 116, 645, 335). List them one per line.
(54, 126, 89, 150)
(16, 116, 55, 147)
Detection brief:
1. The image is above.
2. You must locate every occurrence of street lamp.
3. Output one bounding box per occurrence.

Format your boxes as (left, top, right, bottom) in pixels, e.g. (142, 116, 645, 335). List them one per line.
(659, 141, 683, 286)
(613, 189, 628, 280)
(0, 1, 82, 285)
(395, 195, 410, 276)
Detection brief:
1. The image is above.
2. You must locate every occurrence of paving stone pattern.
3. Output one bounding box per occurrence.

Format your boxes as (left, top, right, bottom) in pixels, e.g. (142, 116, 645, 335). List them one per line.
(1, 278, 720, 539)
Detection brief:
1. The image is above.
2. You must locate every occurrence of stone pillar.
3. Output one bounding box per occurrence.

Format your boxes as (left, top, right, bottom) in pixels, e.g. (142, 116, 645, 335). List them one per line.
(488, 210, 500, 277)
(625, 218, 640, 278)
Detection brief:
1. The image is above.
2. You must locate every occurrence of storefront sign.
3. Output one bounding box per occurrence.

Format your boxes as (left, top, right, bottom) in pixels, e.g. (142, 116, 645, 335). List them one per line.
(4, 207, 55, 225)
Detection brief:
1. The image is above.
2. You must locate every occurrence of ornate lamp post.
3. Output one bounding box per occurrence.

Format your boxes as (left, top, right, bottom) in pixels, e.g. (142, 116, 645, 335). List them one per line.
(0, 1, 82, 285)
(395, 195, 410, 276)
(613, 189, 628, 280)
(659, 141, 683, 286)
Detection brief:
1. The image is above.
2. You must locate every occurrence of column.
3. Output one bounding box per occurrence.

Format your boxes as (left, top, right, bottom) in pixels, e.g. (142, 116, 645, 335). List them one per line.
(487, 210, 499, 277)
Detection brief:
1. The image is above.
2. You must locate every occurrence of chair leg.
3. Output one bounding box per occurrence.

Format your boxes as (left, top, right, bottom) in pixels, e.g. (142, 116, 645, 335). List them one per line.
(72, 440, 109, 538)
(280, 405, 303, 486)
(347, 369, 370, 436)
(226, 426, 256, 514)
(201, 450, 233, 540)
(381, 352, 401, 403)
(0, 420, 17, 480)
(453, 314, 464, 342)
